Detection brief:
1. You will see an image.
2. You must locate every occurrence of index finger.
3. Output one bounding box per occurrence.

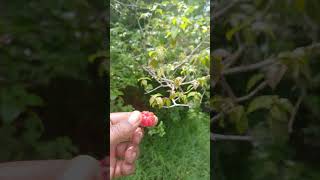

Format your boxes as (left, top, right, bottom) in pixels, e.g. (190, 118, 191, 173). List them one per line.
(110, 112, 133, 124)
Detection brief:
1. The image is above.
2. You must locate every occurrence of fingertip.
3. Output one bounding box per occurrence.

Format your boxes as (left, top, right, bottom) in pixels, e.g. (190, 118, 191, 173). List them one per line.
(128, 111, 141, 127)
(124, 145, 138, 164)
(122, 162, 135, 176)
(133, 128, 144, 144)
(154, 116, 158, 126)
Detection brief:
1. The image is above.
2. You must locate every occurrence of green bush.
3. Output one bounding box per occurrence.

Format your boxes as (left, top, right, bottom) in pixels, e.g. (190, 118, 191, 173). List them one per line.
(110, 0, 210, 179)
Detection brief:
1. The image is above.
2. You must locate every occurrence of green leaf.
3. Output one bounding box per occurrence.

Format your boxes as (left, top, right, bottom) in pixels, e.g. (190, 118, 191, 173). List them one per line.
(148, 51, 156, 57)
(226, 17, 253, 41)
(0, 87, 43, 124)
(163, 97, 171, 107)
(277, 98, 294, 113)
(150, 93, 162, 107)
(172, 17, 177, 25)
(155, 9, 163, 15)
(148, 121, 166, 137)
(174, 77, 183, 87)
(171, 27, 179, 39)
(237, 116, 248, 134)
(155, 97, 164, 108)
(110, 89, 123, 101)
(265, 63, 287, 89)
(270, 105, 288, 122)
(149, 59, 158, 69)
(247, 95, 276, 114)
(246, 73, 264, 92)
(179, 22, 188, 30)
(0, 100, 23, 124)
(140, 79, 147, 87)
(187, 92, 201, 100)
(226, 24, 244, 41)
(229, 106, 245, 123)
(138, 77, 152, 81)
(181, 94, 187, 104)
(229, 106, 248, 133)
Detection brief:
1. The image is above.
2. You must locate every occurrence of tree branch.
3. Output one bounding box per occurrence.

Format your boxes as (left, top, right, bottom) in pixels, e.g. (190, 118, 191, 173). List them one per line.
(145, 85, 168, 94)
(173, 40, 205, 72)
(220, 76, 237, 101)
(223, 59, 275, 75)
(211, 133, 253, 142)
(236, 81, 268, 102)
(213, 0, 240, 19)
(224, 46, 245, 68)
(288, 93, 305, 133)
(163, 104, 190, 108)
(211, 113, 224, 123)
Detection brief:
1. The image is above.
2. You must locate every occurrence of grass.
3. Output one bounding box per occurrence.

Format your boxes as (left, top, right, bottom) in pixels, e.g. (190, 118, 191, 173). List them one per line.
(122, 109, 210, 180)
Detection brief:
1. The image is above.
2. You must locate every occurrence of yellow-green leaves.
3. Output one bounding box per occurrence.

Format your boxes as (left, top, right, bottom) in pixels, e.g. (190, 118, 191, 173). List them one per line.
(174, 77, 183, 88)
(172, 17, 177, 25)
(150, 93, 164, 108)
(135, 1, 209, 109)
(179, 17, 191, 31)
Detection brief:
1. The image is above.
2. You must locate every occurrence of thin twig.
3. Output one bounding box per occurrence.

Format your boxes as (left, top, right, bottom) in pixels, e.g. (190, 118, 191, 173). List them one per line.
(211, 133, 253, 142)
(173, 40, 205, 72)
(224, 46, 245, 68)
(236, 81, 268, 102)
(145, 85, 168, 94)
(211, 113, 224, 123)
(213, 0, 239, 19)
(163, 103, 190, 108)
(220, 76, 237, 101)
(288, 93, 305, 133)
(210, 103, 238, 123)
(223, 59, 275, 75)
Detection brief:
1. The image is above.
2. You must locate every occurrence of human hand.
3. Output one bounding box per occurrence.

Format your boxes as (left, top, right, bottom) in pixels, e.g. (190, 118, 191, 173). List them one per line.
(109, 111, 144, 179)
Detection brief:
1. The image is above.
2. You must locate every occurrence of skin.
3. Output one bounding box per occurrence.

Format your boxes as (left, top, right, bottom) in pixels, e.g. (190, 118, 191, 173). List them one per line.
(0, 111, 150, 180)
(109, 111, 145, 179)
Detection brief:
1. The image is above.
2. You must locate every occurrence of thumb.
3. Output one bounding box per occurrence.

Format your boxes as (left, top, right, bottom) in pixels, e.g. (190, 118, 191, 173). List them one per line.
(110, 111, 141, 145)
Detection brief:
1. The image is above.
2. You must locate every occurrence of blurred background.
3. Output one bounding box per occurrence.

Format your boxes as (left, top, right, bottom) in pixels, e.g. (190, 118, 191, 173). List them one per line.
(212, 0, 320, 179)
(0, 0, 107, 161)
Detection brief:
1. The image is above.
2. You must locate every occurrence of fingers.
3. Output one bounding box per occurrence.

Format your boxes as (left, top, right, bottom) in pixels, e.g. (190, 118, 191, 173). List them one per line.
(116, 143, 140, 163)
(124, 145, 140, 164)
(113, 161, 135, 178)
(110, 111, 141, 145)
(110, 112, 132, 125)
(115, 143, 130, 158)
(132, 127, 144, 145)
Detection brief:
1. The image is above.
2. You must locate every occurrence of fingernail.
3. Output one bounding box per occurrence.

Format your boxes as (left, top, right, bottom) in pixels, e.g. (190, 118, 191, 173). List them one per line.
(128, 111, 141, 126)
(128, 146, 135, 152)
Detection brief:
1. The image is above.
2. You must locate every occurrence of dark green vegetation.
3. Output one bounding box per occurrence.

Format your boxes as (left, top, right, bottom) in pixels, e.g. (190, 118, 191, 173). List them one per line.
(212, 0, 320, 179)
(110, 0, 210, 179)
(0, 0, 107, 160)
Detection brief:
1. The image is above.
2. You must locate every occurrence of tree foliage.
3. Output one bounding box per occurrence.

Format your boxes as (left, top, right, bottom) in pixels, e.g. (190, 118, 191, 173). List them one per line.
(110, 0, 210, 179)
(0, 0, 105, 161)
(212, 0, 320, 179)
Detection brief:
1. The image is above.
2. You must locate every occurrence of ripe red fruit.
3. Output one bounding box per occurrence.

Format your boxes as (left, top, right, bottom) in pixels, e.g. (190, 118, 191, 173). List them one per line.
(140, 111, 158, 127)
